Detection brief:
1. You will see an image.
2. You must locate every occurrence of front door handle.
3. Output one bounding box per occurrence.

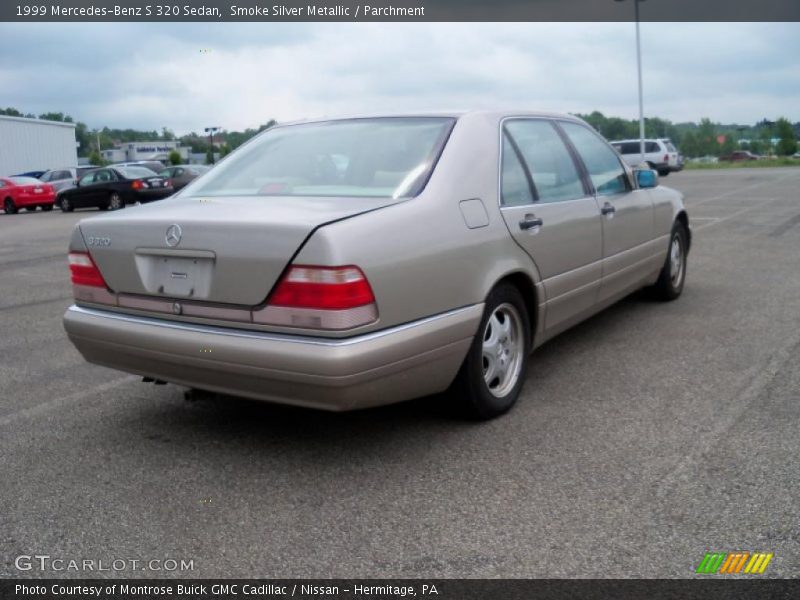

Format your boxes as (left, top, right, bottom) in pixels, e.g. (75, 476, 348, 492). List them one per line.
(519, 215, 543, 231)
(600, 202, 616, 216)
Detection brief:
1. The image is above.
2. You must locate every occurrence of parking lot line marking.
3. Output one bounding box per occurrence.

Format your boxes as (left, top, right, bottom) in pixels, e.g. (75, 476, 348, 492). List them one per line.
(654, 331, 800, 502)
(686, 172, 799, 206)
(693, 198, 780, 232)
(0, 375, 137, 428)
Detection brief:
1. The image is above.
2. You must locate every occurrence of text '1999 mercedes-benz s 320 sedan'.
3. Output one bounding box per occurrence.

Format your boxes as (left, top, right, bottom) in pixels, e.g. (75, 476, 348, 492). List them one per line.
(63, 111, 690, 419)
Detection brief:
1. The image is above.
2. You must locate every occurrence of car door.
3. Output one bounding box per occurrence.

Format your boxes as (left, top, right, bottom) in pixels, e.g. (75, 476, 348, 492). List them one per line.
(92, 168, 118, 205)
(499, 118, 603, 333)
(558, 121, 656, 303)
(73, 171, 100, 207)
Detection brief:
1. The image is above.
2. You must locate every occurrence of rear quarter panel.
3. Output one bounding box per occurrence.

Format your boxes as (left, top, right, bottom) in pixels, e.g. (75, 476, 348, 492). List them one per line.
(294, 113, 541, 335)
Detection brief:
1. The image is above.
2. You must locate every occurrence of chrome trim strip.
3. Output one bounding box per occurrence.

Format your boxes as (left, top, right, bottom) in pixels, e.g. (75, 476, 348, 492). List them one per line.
(67, 304, 479, 347)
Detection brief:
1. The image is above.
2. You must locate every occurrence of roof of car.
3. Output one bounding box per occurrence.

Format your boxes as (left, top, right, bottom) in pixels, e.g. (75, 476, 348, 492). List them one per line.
(271, 110, 587, 128)
(609, 139, 664, 144)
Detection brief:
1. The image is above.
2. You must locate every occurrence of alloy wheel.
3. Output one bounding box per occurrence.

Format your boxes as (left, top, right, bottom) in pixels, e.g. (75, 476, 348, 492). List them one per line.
(482, 302, 525, 398)
(669, 235, 684, 289)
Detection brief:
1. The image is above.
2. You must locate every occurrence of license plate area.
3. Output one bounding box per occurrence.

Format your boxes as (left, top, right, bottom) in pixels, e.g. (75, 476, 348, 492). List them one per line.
(134, 250, 215, 298)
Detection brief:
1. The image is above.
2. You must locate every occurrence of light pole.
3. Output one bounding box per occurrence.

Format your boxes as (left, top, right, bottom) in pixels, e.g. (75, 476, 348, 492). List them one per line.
(616, 0, 646, 163)
(204, 126, 220, 164)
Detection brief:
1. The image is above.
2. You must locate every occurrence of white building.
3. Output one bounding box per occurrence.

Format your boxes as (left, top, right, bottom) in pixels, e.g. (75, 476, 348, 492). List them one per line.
(0, 116, 78, 176)
(102, 141, 189, 164)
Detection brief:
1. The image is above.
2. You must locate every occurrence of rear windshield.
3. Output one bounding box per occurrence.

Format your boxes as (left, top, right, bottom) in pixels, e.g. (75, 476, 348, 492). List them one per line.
(9, 177, 42, 185)
(185, 117, 455, 199)
(116, 166, 157, 179)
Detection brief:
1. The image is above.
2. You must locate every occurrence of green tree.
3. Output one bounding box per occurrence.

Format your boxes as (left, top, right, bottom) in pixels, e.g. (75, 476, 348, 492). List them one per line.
(681, 131, 699, 157)
(720, 134, 737, 156)
(38, 111, 72, 122)
(88, 150, 106, 166)
(696, 118, 719, 156)
(775, 117, 798, 156)
(205, 149, 215, 165)
(0, 107, 23, 116)
(168, 150, 182, 166)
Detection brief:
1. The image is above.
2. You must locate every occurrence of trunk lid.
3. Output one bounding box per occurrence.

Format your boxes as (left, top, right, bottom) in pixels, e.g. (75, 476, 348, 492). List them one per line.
(78, 195, 396, 306)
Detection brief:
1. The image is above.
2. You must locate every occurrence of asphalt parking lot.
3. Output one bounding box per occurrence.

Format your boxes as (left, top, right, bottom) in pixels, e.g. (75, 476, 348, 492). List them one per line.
(1, 167, 799, 579)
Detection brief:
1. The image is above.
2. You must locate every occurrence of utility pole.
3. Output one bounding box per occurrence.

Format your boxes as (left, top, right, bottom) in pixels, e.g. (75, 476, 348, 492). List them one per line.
(204, 126, 220, 164)
(616, 0, 647, 162)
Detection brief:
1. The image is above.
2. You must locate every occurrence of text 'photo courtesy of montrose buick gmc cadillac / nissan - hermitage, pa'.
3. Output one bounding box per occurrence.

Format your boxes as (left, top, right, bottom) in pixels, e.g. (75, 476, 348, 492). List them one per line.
(62, 111, 690, 420)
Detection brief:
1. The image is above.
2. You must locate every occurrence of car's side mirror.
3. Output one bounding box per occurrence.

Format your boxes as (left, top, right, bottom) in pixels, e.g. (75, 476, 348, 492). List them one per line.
(635, 169, 658, 189)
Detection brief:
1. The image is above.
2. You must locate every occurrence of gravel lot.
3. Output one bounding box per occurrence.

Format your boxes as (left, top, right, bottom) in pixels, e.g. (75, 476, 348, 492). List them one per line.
(1, 168, 799, 578)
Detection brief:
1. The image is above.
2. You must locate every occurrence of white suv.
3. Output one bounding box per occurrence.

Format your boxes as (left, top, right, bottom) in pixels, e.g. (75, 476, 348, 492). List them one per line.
(610, 138, 679, 176)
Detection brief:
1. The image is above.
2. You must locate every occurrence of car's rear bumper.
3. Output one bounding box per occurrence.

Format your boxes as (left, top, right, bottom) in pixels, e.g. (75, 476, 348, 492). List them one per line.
(63, 304, 482, 411)
(130, 189, 173, 203)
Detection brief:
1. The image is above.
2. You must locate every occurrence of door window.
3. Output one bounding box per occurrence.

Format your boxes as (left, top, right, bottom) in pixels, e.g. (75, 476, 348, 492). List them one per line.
(79, 172, 96, 186)
(500, 135, 535, 206)
(94, 170, 114, 183)
(504, 120, 585, 203)
(560, 122, 630, 196)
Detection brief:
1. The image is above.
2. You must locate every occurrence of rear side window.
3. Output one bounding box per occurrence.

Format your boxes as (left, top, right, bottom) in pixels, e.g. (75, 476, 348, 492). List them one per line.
(94, 170, 115, 183)
(559, 122, 629, 196)
(618, 142, 641, 155)
(503, 120, 584, 203)
(500, 136, 535, 206)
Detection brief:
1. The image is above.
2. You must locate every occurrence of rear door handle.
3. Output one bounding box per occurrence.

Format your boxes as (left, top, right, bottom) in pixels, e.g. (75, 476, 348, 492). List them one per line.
(519, 215, 543, 231)
(600, 202, 616, 216)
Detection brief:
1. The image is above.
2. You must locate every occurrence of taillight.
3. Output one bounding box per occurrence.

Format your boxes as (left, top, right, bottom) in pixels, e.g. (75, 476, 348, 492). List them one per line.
(270, 265, 374, 309)
(253, 265, 378, 330)
(664, 154, 669, 162)
(131, 179, 147, 190)
(68, 252, 107, 288)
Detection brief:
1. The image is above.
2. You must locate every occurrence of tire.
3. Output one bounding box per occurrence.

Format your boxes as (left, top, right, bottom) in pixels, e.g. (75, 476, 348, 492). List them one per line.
(450, 283, 531, 419)
(59, 196, 73, 212)
(652, 222, 688, 301)
(108, 192, 124, 210)
(3, 198, 17, 214)
(657, 169, 670, 177)
(42, 204, 53, 212)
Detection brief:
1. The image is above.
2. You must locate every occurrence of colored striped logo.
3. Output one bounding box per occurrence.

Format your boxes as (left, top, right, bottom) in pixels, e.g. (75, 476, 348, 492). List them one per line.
(696, 552, 773, 574)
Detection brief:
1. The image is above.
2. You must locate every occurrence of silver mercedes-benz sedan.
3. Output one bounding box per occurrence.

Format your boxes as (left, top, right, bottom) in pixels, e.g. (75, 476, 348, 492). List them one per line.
(63, 111, 690, 419)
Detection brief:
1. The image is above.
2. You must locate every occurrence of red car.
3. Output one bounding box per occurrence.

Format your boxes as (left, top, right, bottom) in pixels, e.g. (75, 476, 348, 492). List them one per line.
(0, 176, 56, 214)
(719, 151, 759, 162)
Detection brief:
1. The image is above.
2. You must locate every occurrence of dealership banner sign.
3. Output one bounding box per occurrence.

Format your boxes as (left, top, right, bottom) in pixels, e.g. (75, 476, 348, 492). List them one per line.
(3, 0, 800, 22)
(4, 579, 800, 599)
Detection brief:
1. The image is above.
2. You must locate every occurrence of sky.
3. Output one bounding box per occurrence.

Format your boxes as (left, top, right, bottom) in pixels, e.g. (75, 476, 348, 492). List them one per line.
(0, 22, 797, 135)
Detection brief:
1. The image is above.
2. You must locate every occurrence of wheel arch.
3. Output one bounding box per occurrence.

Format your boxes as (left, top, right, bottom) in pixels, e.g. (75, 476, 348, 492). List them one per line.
(490, 270, 539, 341)
(676, 210, 691, 251)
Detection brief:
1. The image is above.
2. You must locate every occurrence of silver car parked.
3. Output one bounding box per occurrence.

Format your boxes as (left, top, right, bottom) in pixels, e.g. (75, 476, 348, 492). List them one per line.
(40, 166, 99, 193)
(63, 111, 690, 419)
